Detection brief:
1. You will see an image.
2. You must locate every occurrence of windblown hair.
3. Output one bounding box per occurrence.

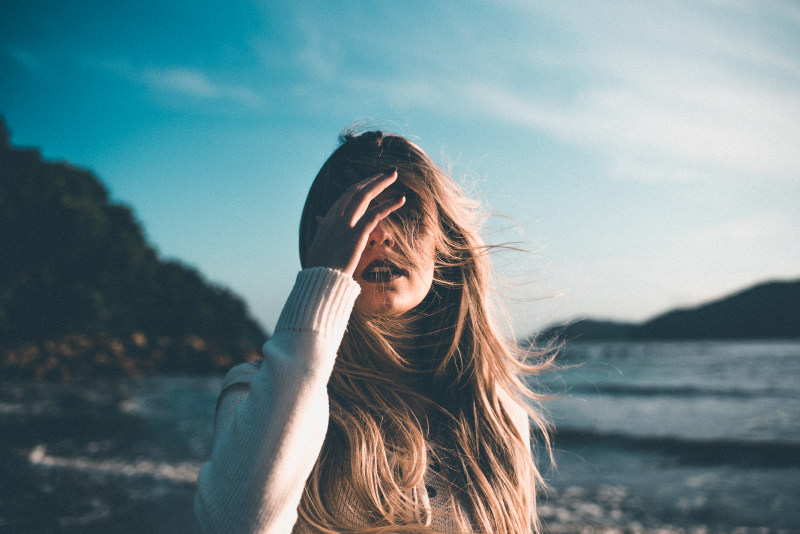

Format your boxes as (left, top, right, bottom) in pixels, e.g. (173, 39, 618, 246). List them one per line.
(298, 130, 553, 533)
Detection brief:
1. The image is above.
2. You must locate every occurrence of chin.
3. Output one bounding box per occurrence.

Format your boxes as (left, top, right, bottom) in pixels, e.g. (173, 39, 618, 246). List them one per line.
(355, 295, 412, 316)
(353, 271, 434, 317)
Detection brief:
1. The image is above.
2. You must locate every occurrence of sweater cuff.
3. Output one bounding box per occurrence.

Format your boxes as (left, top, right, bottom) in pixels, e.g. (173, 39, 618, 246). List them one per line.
(274, 267, 361, 338)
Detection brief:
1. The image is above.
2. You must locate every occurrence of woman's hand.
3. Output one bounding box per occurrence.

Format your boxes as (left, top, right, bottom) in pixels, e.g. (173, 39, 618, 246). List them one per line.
(305, 170, 405, 277)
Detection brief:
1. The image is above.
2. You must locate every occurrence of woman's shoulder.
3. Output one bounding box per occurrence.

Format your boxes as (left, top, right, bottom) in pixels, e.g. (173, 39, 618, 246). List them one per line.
(222, 360, 263, 389)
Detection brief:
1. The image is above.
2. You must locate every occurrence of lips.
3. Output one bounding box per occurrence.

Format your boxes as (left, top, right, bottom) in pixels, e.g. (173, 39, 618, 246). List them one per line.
(360, 259, 408, 283)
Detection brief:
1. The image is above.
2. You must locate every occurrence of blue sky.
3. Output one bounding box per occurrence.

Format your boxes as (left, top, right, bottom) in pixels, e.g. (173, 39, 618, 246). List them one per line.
(2, 0, 799, 336)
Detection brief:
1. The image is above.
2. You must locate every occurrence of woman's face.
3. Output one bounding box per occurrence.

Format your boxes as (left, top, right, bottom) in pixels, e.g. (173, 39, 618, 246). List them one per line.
(352, 210, 436, 316)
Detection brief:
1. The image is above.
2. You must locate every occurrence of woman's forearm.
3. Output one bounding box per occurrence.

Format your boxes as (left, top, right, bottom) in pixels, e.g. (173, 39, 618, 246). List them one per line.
(194, 267, 360, 534)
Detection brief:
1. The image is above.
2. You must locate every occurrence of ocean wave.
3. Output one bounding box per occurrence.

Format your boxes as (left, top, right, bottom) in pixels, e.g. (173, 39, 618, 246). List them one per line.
(553, 428, 800, 468)
(561, 382, 798, 400)
(27, 445, 201, 484)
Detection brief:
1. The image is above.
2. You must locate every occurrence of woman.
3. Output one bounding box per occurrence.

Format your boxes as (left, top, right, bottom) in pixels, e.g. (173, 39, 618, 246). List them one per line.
(195, 130, 552, 533)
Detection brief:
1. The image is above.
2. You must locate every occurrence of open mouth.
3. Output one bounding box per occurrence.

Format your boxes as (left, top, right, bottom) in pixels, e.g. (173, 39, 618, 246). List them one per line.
(360, 259, 408, 283)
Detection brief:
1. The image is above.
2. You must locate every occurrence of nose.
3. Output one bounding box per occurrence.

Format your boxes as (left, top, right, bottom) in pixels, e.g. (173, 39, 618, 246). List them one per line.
(367, 223, 394, 248)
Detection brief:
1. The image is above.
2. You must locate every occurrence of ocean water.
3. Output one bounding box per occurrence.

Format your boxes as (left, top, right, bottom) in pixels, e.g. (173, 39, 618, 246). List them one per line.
(1, 341, 798, 533)
(540, 341, 800, 532)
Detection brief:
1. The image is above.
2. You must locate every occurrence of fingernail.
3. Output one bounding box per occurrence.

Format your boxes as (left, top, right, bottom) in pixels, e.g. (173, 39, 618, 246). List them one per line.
(386, 167, 397, 176)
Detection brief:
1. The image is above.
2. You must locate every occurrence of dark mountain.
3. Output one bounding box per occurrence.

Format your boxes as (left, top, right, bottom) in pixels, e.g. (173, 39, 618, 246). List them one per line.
(539, 319, 637, 344)
(540, 279, 800, 343)
(0, 118, 267, 379)
(632, 279, 800, 340)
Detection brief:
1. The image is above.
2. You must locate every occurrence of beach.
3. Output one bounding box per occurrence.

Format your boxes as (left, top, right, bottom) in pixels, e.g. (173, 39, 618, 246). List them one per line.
(2, 341, 798, 533)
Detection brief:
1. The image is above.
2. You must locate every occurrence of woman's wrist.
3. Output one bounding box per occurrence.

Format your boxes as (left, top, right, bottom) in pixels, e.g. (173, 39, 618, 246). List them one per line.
(274, 267, 361, 336)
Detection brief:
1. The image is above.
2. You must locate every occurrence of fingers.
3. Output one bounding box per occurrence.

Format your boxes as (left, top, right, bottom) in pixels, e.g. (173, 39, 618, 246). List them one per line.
(324, 170, 392, 219)
(306, 172, 403, 276)
(340, 170, 398, 224)
(357, 193, 406, 234)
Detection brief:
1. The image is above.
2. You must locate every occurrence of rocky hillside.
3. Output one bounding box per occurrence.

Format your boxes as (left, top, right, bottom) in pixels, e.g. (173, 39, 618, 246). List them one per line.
(0, 118, 267, 379)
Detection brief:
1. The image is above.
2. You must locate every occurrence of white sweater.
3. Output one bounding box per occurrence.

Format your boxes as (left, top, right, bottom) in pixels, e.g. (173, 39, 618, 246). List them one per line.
(194, 267, 530, 533)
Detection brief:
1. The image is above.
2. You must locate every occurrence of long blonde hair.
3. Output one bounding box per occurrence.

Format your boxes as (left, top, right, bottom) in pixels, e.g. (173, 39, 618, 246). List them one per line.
(298, 130, 552, 533)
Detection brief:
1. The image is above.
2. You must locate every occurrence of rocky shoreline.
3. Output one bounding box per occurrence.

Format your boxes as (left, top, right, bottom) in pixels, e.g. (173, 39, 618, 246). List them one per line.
(1, 332, 261, 381)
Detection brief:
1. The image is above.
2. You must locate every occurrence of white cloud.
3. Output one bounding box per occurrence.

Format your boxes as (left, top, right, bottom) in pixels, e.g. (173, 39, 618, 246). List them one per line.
(320, 1, 800, 184)
(143, 67, 220, 97)
(448, 52, 800, 184)
(82, 56, 265, 109)
(508, 2, 800, 184)
(140, 67, 265, 108)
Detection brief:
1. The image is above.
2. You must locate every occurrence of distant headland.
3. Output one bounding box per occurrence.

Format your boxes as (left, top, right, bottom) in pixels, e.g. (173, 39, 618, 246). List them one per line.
(538, 278, 800, 343)
(0, 118, 267, 380)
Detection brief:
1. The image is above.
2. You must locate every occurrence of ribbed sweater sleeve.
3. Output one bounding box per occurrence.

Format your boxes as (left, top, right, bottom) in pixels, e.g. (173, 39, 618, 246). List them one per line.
(194, 267, 361, 534)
